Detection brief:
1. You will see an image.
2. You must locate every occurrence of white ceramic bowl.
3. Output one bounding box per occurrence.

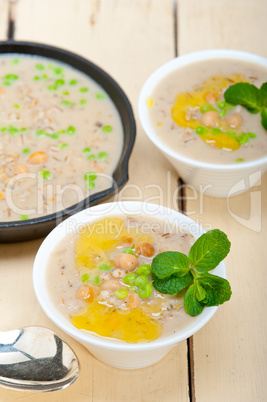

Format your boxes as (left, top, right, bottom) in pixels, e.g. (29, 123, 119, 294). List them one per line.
(33, 201, 226, 369)
(138, 49, 267, 198)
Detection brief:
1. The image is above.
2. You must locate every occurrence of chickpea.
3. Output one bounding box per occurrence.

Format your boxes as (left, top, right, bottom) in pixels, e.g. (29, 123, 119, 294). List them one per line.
(126, 292, 141, 309)
(114, 253, 138, 271)
(205, 92, 216, 104)
(27, 151, 48, 165)
(225, 113, 243, 128)
(135, 242, 155, 257)
(102, 279, 121, 291)
(201, 111, 219, 127)
(76, 284, 94, 302)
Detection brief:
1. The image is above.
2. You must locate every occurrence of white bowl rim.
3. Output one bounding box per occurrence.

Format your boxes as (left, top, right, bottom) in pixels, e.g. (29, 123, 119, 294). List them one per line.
(138, 49, 267, 171)
(33, 201, 226, 352)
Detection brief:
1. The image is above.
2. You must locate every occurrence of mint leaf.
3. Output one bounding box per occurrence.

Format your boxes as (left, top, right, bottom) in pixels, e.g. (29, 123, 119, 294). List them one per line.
(195, 282, 207, 302)
(152, 272, 193, 295)
(188, 229, 231, 272)
(261, 107, 267, 130)
(151, 251, 190, 279)
(259, 83, 267, 107)
(197, 273, 232, 306)
(224, 82, 261, 114)
(184, 284, 205, 316)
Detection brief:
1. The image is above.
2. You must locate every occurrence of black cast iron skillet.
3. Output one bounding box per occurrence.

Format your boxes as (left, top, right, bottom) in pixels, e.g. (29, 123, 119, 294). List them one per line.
(0, 41, 136, 242)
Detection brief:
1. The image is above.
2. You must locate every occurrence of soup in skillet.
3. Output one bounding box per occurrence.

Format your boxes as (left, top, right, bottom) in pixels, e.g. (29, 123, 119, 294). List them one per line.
(0, 55, 123, 222)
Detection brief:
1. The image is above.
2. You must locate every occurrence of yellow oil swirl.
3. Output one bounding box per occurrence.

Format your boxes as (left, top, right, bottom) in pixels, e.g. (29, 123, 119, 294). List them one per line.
(71, 301, 162, 343)
(171, 74, 248, 151)
(72, 217, 162, 343)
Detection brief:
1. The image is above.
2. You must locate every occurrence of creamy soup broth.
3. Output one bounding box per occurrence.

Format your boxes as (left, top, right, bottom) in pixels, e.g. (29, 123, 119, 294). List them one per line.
(148, 59, 267, 164)
(46, 215, 197, 343)
(0, 55, 123, 221)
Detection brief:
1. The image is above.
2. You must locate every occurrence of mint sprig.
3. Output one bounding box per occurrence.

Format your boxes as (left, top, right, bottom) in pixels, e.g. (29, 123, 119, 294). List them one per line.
(151, 229, 231, 317)
(224, 82, 267, 130)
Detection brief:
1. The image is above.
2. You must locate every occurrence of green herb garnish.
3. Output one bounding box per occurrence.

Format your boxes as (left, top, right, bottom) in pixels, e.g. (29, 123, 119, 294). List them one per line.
(151, 229, 231, 317)
(224, 82, 267, 130)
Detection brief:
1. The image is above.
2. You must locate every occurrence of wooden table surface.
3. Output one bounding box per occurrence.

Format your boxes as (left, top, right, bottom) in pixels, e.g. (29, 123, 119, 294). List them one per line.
(0, 1, 266, 401)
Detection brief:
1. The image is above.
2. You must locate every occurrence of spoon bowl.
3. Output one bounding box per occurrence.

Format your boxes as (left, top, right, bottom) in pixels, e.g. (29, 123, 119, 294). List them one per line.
(0, 326, 80, 392)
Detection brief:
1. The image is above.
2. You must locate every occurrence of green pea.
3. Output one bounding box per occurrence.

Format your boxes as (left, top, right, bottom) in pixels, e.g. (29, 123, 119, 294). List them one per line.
(84, 172, 97, 181)
(200, 103, 216, 113)
(211, 127, 222, 135)
(136, 264, 152, 276)
(69, 79, 77, 85)
(122, 247, 134, 255)
(47, 85, 57, 91)
(134, 275, 148, 287)
(13, 104, 20, 109)
(12, 58, 19, 65)
(21, 128, 27, 132)
(195, 126, 208, 135)
(20, 214, 29, 221)
(80, 87, 89, 92)
(35, 64, 45, 70)
(83, 147, 91, 153)
(42, 74, 48, 79)
(34, 76, 41, 81)
(219, 109, 227, 118)
(93, 275, 100, 285)
(114, 289, 128, 299)
(54, 67, 63, 75)
(62, 91, 70, 95)
(57, 129, 66, 134)
(102, 125, 112, 133)
(226, 130, 237, 137)
(58, 143, 68, 149)
(99, 264, 111, 271)
(40, 169, 51, 180)
(98, 151, 107, 161)
(55, 79, 65, 86)
(129, 285, 138, 292)
(86, 181, 95, 190)
(50, 133, 59, 139)
(87, 154, 95, 160)
(5, 74, 18, 80)
(237, 134, 249, 145)
(217, 100, 226, 109)
(36, 129, 46, 137)
(0, 127, 6, 132)
(246, 132, 257, 139)
(79, 99, 87, 105)
(95, 92, 105, 100)
(81, 273, 90, 283)
(123, 273, 136, 284)
(22, 148, 31, 154)
(2, 81, 11, 86)
(61, 100, 75, 107)
(235, 158, 244, 163)
(67, 126, 76, 135)
(138, 282, 153, 299)
(9, 126, 19, 136)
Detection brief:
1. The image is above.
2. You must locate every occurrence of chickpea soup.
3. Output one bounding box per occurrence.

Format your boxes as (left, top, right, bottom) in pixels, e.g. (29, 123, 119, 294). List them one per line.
(0, 55, 123, 222)
(46, 215, 197, 343)
(148, 58, 267, 164)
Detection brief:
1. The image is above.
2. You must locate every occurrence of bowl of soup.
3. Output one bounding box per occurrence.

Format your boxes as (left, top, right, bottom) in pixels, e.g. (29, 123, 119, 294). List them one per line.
(138, 49, 267, 197)
(0, 41, 135, 242)
(33, 201, 228, 369)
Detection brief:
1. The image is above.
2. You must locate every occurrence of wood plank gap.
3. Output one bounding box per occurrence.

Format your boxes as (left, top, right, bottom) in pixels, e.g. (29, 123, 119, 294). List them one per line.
(174, 2, 195, 402)
(7, 0, 16, 40)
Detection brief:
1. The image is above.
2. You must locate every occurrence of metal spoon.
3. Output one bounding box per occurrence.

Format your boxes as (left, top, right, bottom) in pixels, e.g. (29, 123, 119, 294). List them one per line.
(0, 326, 80, 392)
